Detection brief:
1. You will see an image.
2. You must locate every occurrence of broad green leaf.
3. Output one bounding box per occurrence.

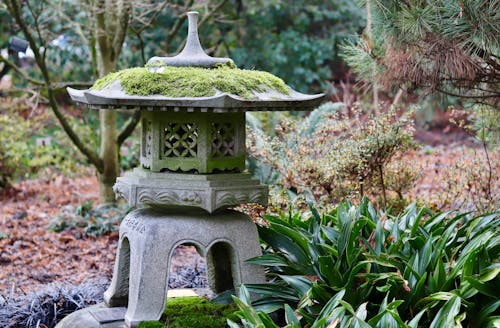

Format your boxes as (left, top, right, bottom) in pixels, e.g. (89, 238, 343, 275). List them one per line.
(476, 300, 500, 327)
(284, 304, 301, 327)
(465, 276, 498, 298)
(316, 289, 345, 319)
(417, 236, 433, 276)
(245, 284, 299, 302)
(239, 285, 251, 305)
(429, 295, 461, 328)
(269, 221, 311, 255)
(407, 310, 425, 328)
(416, 291, 455, 309)
(355, 302, 368, 321)
(321, 226, 339, 244)
(430, 256, 446, 292)
(252, 299, 285, 314)
(424, 211, 451, 231)
(478, 263, 500, 282)
(347, 219, 367, 266)
(258, 227, 311, 272)
(485, 316, 500, 328)
(318, 255, 341, 286)
(258, 312, 281, 327)
(280, 275, 312, 295)
(245, 254, 290, 267)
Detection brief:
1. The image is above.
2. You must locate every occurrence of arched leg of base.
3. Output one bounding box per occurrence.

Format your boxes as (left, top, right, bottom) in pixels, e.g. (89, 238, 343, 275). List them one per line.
(223, 213, 266, 296)
(206, 212, 265, 296)
(124, 238, 173, 328)
(104, 237, 131, 307)
(206, 242, 235, 294)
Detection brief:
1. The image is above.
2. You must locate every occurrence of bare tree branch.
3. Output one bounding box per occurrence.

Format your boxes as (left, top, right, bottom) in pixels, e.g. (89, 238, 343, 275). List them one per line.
(166, 0, 194, 54)
(5, 0, 103, 172)
(117, 109, 141, 147)
(0, 54, 45, 86)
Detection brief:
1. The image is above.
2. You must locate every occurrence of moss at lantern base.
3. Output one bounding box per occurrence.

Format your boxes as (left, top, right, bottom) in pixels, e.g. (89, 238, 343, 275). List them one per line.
(137, 297, 238, 328)
(91, 64, 289, 99)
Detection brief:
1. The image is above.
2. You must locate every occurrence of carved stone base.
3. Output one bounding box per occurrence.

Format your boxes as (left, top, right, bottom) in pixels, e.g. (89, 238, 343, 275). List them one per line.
(103, 208, 265, 327)
(113, 168, 268, 213)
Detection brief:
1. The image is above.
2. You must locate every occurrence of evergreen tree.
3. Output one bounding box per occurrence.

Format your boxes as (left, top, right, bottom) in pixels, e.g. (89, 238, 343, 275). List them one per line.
(342, 0, 499, 105)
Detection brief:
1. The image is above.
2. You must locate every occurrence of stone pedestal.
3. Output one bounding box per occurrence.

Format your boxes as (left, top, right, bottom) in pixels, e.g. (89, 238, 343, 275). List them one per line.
(103, 208, 264, 328)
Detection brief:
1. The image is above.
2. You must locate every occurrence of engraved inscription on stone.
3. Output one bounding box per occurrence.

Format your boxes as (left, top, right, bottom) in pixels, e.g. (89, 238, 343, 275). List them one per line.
(124, 216, 146, 234)
(89, 307, 126, 323)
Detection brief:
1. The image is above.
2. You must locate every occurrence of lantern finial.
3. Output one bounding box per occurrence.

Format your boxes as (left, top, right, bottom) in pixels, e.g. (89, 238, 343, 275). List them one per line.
(147, 11, 233, 68)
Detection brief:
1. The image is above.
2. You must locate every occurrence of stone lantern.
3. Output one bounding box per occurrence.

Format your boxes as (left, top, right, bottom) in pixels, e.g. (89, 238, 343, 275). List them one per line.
(60, 11, 323, 328)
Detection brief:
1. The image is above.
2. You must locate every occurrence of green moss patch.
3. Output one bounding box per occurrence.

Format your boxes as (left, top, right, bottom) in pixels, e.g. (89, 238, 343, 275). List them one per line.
(137, 297, 238, 328)
(91, 65, 289, 99)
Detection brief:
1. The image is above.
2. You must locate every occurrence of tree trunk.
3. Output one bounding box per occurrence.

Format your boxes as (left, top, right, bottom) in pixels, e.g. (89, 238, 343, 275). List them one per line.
(97, 54, 120, 203)
(99, 109, 119, 203)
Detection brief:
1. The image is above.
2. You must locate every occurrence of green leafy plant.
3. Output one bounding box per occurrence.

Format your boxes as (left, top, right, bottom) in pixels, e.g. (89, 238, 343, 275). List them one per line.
(230, 200, 500, 327)
(48, 201, 129, 238)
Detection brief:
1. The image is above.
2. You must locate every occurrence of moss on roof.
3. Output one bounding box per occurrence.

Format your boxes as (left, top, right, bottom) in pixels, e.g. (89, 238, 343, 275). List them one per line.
(91, 64, 289, 99)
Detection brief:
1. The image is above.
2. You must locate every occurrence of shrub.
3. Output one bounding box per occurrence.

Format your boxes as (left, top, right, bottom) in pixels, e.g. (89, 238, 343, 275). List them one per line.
(48, 200, 129, 238)
(0, 109, 31, 189)
(229, 200, 500, 327)
(247, 102, 416, 211)
(436, 105, 500, 213)
(0, 98, 95, 187)
(430, 147, 500, 213)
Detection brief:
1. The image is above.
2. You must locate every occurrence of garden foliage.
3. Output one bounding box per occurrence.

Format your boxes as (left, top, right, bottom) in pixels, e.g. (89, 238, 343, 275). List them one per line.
(48, 200, 129, 238)
(229, 200, 500, 327)
(0, 100, 94, 188)
(247, 102, 417, 211)
(231, 0, 365, 92)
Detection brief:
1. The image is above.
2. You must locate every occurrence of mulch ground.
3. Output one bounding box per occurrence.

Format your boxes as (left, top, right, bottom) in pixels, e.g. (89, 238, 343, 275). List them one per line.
(0, 133, 496, 297)
(0, 176, 113, 295)
(0, 175, 205, 296)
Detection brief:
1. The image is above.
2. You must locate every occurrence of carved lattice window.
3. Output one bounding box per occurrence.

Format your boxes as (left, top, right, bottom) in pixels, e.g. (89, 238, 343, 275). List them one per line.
(163, 123, 198, 158)
(142, 120, 152, 157)
(211, 122, 236, 157)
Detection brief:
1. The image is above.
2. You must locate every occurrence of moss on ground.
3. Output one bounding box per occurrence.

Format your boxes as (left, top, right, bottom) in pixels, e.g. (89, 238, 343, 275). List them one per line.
(91, 65, 289, 99)
(137, 297, 238, 328)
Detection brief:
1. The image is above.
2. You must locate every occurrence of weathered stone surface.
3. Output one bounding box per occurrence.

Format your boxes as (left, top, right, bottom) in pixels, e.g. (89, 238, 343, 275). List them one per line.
(55, 304, 126, 328)
(147, 12, 232, 68)
(104, 208, 265, 327)
(66, 84, 324, 111)
(113, 168, 268, 213)
(139, 111, 246, 174)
